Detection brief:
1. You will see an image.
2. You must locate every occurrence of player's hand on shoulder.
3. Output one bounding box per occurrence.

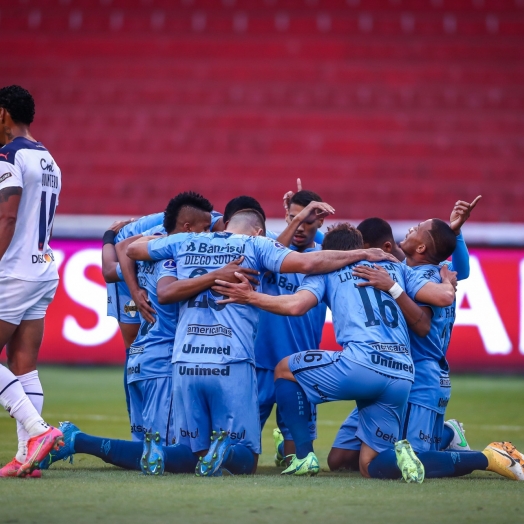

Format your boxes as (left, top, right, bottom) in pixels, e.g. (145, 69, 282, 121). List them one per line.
(213, 272, 256, 305)
(214, 256, 260, 287)
(450, 195, 481, 234)
(108, 217, 135, 233)
(352, 264, 395, 291)
(362, 248, 399, 263)
(440, 265, 458, 291)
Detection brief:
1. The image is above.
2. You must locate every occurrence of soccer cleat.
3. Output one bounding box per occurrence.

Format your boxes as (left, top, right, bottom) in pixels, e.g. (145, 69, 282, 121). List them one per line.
(39, 421, 80, 470)
(483, 442, 524, 481)
(281, 452, 319, 476)
(444, 419, 470, 451)
(0, 458, 42, 478)
(141, 432, 165, 476)
(395, 440, 425, 484)
(18, 426, 64, 477)
(195, 430, 232, 477)
(273, 428, 286, 467)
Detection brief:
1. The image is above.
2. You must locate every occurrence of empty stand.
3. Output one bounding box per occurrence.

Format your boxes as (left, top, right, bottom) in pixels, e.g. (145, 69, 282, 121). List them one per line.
(1, 1, 523, 221)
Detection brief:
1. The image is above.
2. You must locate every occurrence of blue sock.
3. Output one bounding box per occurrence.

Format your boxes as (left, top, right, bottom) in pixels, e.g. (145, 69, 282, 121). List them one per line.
(440, 425, 454, 450)
(368, 450, 401, 479)
(420, 451, 488, 478)
(164, 444, 198, 474)
(75, 433, 142, 470)
(124, 348, 131, 421)
(277, 441, 285, 458)
(274, 378, 313, 459)
(223, 444, 255, 475)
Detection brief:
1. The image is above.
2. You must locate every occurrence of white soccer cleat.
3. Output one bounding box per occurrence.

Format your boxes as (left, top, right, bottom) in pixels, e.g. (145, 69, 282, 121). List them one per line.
(444, 419, 470, 451)
(483, 442, 524, 481)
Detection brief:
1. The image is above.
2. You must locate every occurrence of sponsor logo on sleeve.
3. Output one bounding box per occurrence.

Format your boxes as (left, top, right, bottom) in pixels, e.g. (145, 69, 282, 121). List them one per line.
(128, 345, 144, 355)
(423, 269, 437, 279)
(187, 324, 232, 337)
(0, 172, 12, 183)
(163, 259, 176, 270)
(0, 152, 9, 161)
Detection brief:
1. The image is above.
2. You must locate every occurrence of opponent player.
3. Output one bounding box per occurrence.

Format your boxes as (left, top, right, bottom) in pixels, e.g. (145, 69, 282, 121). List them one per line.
(127, 210, 401, 476)
(0, 85, 63, 477)
(256, 190, 333, 464)
(212, 223, 458, 476)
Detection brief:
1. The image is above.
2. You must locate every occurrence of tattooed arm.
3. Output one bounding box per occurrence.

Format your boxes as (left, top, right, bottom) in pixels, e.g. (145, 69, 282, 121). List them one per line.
(0, 186, 22, 261)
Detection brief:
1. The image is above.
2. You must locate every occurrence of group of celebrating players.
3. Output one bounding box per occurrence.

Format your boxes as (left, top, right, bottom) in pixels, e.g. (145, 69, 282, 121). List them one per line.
(1, 85, 523, 482)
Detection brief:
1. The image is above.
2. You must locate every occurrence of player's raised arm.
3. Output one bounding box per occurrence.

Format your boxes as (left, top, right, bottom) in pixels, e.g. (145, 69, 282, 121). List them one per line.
(213, 272, 318, 316)
(157, 256, 260, 304)
(0, 186, 22, 261)
(352, 264, 431, 337)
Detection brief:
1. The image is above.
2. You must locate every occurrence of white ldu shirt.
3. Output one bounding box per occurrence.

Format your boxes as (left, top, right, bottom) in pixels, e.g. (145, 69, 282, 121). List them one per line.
(0, 136, 61, 281)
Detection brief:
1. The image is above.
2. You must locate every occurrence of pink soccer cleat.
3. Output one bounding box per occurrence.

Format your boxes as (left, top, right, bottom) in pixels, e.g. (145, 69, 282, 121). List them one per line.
(18, 427, 64, 477)
(0, 458, 42, 478)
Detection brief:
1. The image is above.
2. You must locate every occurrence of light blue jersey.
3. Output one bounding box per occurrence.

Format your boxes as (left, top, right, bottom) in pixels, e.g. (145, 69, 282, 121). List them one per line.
(299, 261, 428, 382)
(255, 243, 327, 371)
(127, 256, 178, 384)
(408, 263, 456, 414)
(147, 232, 292, 365)
(115, 212, 164, 243)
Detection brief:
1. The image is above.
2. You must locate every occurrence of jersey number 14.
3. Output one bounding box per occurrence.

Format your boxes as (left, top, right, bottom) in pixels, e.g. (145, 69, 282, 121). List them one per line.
(38, 190, 57, 251)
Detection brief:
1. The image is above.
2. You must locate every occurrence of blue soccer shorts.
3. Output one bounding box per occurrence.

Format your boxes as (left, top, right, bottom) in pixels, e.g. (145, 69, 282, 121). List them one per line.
(172, 361, 261, 454)
(401, 402, 444, 453)
(288, 350, 411, 454)
(256, 367, 317, 442)
(332, 407, 361, 451)
(107, 281, 140, 324)
(128, 376, 173, 445)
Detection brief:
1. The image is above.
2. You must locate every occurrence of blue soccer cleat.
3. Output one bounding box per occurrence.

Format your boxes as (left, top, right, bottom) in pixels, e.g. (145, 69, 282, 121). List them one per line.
(195, 430, 232, 477)
(141, 432, 165, 476)
(39, 421, 80, 470)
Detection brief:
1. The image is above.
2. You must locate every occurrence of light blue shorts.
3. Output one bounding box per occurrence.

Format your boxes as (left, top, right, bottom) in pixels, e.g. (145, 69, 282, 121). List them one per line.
(107, 281, 140, 324)
(332, 408, 361, 451)
(172, 362, 261, 454)
(289, 350, 411, 453)
(256, 368, 317, 441)
(128, 376, 173, 445)
(401, 402, 444, 453)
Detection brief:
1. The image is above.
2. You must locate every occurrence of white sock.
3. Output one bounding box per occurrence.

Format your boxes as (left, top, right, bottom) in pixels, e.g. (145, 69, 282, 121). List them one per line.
(15, 370, 44, 462)
(0, 364, 48, 442)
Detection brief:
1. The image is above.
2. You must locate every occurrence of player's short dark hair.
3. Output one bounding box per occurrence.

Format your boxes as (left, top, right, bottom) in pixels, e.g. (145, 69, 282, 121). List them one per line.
(427, 219, 457, 262)
(322, 223, 363, 251)
(163, 191, 213, 233)
(289, 190, 322, 208)
(0, 85, 35, 125)
(228, 209, 266, 235)
(223, 196, 266, 224)
(357, 217, 394, 247)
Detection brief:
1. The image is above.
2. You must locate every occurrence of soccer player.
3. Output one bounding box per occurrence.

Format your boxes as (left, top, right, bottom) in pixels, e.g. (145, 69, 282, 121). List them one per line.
(0, 85, 64, 477)
(212, 223, 458, 476)
(255, 190, 333, 464)
(126, 210, 400, 476)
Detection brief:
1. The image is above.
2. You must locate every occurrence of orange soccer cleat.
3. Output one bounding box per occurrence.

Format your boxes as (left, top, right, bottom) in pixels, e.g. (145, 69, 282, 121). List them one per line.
(0, 458, 42, 478)
(17, 427, 64, 477)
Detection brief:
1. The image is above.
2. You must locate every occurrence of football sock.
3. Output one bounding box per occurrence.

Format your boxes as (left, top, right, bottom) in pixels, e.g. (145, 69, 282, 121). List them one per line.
(15, 370, 44, 462)
(368, 450, 402, 479)
(74, 433, 142, 470)
(277, 441, 285, 458)
(0, 364, 48, 438)
(440, 425, 454, 449)
(164, 444, 197, 474)
(420, 451, 489, 478)
(124, 348, 131, 421)
(275, 378, 313, 459)
(223, 444, 255, 475)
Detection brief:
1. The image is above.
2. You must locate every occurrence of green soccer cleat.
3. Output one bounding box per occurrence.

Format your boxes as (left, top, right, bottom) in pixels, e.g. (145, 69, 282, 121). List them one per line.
(281, 452, 319, 476)
(444, 419, 470, 451)
(195, 430, 232, 477)
(273, 428, 286, 467)
(39, 421, 80, 470)
(141, 432, 165, 476)
(395, 440, 425, 484)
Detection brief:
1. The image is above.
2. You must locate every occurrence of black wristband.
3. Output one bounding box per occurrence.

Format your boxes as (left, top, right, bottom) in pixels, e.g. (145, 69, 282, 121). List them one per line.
(103, 230, 116, 245)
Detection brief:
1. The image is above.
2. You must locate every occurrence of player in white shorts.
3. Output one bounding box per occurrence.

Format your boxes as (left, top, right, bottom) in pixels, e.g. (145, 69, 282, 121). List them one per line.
(0, 86, 64, 478)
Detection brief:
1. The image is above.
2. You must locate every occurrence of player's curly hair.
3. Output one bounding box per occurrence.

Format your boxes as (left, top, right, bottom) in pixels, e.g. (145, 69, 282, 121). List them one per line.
(289, 190, 322, 208)
(0, 85, 35, 125)
(322, 223, 363, 251)
(223, 196, 266, 224)
(357, 217, 394, 247)
(163, 191, 213, 233)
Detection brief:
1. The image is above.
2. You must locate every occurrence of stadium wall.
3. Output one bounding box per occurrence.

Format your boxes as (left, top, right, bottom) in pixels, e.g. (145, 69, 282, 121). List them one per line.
(1, 220, 523, 373)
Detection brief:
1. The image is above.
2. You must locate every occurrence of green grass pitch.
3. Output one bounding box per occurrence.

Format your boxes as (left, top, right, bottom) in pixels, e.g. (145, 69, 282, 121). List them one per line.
(1, 367, 523, 524)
